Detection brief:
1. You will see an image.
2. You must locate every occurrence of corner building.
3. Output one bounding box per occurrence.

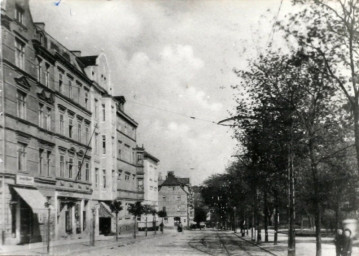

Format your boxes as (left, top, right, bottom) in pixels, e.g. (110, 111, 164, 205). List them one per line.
(0, 0, 144, 244)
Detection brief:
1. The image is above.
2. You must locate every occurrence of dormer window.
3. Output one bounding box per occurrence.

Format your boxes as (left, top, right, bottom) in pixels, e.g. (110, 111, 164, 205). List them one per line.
(15, 5, 24, 25)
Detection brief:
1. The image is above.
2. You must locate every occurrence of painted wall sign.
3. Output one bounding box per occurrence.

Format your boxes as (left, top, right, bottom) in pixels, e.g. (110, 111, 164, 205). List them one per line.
(16, 175, 35, 186)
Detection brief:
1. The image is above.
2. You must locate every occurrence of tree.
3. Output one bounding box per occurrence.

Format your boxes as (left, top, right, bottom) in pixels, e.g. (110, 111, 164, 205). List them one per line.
(142, 204, 153, 237)
(109, 200, 123, 241)
(193, 206, 207, 229)
(157, 210, 167, 233)
(283, 0, 359, 175)
(128, 201, 144, 239)
(150, 208, 158, 235)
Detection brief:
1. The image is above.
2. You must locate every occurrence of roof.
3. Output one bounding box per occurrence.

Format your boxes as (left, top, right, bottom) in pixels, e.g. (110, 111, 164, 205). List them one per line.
(144, 151, 159, 163)
(160, 174, 190, 187)
(78, 56, 98, 67)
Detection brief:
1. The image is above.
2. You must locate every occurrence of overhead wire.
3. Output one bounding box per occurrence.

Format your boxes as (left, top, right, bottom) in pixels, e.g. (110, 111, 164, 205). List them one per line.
(126, 99, 228, 127)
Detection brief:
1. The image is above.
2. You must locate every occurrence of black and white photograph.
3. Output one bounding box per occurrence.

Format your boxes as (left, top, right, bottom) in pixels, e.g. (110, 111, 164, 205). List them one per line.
(0, 0, 358, 255)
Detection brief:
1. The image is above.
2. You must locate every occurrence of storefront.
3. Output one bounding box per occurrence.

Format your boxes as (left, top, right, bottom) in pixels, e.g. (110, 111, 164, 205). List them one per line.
(55, 191, 91, 239)
(98, 202, 113, 235)
(10, 185, 52, 244)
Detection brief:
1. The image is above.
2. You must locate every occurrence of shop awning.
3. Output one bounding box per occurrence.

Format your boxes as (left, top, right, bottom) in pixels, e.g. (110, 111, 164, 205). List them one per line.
(99, 202, 113, 218)
(13, 187, 47, 213)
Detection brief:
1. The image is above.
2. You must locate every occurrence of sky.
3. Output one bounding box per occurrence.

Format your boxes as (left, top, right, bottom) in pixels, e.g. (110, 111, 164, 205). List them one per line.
(29, 0, 295, 185)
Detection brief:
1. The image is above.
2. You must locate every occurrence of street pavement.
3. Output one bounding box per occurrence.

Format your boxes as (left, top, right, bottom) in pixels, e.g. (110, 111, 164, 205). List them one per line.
(0, 229, 358, 255)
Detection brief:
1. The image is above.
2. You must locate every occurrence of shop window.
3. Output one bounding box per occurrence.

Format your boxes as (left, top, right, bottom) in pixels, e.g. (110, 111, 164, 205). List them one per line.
(65, 209, 72, 234)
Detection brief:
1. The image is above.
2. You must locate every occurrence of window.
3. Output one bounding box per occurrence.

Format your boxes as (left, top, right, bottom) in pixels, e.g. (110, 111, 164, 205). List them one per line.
(162, 196, 166, 201)
(77, 82, 81, 102)
(58, 71, 63, 93)
(85, 162, 89, 181)
(102, 104, 105, 121)
(95, 168, 99, 188)
(17, 143, 26, 172)
(60, 155, 65, 177)
(94, 99, 98, 119)
(125, 174, 130, 181)
(46, 107, 51, 130)
(45, 63, 50, 87)
(77, 160, 82, 180)
(95, 133, 99, 154)
(102, 135, 106, 154)
(36, 58, 42, 82)
(177, 196, 181, 201)
(117, 170, 122, 180)
(85, 126, 89, 143)
(38, 104, 44, 127)
(15, 5, 24, 25)
(65, 209, 72, 233)
(39, 149, 43, 175)
(46, 151, 51, 176)
(17, 91, 26, 119)
(68, 158, 73, 178)
(59, 114, 64, 135)
(69, 78, 73, 99)
(112, 170, 116, 191)
(84, 90, 89, 109)
(69, 118, 73, 138)
(102, 169, 106, 188)
(15, 39, 25, 69)
(78, 123, 82, 142)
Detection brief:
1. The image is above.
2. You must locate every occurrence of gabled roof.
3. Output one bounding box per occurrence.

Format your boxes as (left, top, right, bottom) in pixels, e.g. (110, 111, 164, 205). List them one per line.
(160, 174, 190, 187)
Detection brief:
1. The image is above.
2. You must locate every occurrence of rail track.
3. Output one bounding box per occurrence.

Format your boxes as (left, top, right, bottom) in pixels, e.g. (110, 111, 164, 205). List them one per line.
(189, 231, 278, 256)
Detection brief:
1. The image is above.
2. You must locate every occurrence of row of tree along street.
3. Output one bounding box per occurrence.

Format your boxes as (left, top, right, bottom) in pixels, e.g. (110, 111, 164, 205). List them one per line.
(201, 1, 359, 256)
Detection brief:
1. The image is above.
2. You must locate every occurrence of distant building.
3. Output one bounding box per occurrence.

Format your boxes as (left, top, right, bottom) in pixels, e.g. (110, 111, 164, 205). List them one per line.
(158, 172, 194, 227)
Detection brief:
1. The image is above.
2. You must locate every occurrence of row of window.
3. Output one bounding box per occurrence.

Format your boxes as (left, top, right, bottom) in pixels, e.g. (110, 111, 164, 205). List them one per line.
(59, 112, 90, 143)
(59, 154, 90, 181)
(94, 169, 117, 191)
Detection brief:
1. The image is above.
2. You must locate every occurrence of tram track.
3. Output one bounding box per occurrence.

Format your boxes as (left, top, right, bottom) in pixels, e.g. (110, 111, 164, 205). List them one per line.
(189, 231, 278, 256)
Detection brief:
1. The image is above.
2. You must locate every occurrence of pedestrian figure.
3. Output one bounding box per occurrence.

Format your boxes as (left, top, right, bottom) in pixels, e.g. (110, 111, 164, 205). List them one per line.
(177, 221, 183, 232)
(335, 229, 343, 256)
(342, 229, 353, 256)
(159, 222, 164, 233)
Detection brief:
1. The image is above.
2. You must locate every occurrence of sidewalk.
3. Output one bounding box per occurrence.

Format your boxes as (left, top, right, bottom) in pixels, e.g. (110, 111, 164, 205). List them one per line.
(0, 230, 173, 255)
(235, 229, 359, 256)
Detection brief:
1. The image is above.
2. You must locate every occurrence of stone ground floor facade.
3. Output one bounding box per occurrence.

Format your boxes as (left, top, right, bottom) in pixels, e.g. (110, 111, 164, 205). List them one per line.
(0, 176, 138, 245)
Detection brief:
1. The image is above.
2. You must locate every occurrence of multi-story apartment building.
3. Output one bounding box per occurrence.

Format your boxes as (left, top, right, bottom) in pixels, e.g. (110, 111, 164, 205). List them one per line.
(114, 97, 143, 233)
(136, 147, 159, 208)
(158, 171, 194, 227)
(0, 0, 95, 244)
(0, 0, 146, 244)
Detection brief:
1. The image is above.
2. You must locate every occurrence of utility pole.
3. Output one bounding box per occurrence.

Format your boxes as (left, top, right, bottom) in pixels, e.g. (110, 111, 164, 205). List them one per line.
(44, 199, 51, 254)
(233, 206, 237, 233)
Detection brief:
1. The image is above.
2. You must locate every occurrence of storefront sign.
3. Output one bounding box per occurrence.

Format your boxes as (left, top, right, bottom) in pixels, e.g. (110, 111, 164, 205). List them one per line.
(16, 175, 34, 186)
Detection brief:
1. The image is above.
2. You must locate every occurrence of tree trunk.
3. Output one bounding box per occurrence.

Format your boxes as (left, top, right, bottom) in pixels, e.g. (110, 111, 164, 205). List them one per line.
(309, 137, 321, 256)
(274, 202, 279, 245)
(116, 212, 119, 241)
(264, 191, 269, 242)
(353, 104, 359, 174)
(154, 215, 157, 235)
(134, 217, 137, 239)
(145, 215, 148, 237)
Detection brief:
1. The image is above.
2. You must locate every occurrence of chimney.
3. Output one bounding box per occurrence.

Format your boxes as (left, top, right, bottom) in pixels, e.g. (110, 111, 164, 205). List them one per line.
(167, 171, 174, 178)
(34, 22, 45, 31)
(71, 51, 81, 57)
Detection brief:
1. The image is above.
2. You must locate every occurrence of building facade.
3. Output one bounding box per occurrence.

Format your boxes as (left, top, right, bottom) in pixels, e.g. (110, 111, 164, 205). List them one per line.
(158, 172, 194, 227)
(0, 0, 146, 244)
